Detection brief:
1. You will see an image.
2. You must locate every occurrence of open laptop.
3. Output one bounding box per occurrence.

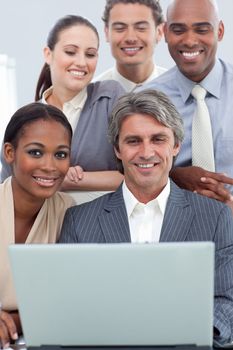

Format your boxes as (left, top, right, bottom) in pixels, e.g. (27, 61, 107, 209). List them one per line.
(9, 242, 214, 350)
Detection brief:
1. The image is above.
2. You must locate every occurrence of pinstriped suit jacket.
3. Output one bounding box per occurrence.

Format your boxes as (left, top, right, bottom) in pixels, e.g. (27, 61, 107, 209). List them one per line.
(59, 181, 233, 344)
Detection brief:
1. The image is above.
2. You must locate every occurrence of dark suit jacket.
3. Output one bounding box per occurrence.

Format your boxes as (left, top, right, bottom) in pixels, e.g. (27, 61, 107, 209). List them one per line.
(59, 181, 233, 344)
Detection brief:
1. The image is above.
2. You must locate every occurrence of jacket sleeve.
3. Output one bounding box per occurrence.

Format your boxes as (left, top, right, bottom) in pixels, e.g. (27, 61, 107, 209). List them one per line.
(58, 208, 79, 243)
(213, 205, 233, 345)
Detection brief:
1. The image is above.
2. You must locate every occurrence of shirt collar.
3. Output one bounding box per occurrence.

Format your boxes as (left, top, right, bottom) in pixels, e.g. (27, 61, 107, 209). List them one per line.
(41, 86, 87, 110)
(175, 58, 223, 102)
(41, 86, 53, 104)
(122, 180, 170, 218)
(200, 59, 222, 98)
(64, 87, 87, 110)
(112, 65, 159, 91)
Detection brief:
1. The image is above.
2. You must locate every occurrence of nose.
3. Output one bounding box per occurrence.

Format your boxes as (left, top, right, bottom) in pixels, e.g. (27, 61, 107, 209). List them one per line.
(182, 30, 199, 48)
(124, 26, 138, 44)
(74, 52, 87, 67)
(139, 142, 155, 160)
(40, 155, 57, 172)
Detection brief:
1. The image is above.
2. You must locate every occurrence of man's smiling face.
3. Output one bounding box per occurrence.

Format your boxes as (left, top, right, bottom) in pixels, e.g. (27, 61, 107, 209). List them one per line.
(115, 113, 180, 202)
(164, 0, 224, 82)
(105, 3, 162, 70)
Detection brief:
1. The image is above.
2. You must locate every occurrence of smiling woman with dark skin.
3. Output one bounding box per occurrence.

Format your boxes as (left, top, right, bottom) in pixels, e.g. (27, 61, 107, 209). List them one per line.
(0, 102, 74, 348)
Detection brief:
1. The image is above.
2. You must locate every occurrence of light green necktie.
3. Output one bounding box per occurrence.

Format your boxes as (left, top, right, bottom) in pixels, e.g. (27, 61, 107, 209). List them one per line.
(191, 84, 215, 171)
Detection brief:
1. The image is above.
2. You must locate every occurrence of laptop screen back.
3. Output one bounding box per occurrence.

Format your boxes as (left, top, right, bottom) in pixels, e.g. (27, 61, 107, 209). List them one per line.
(9, 242, 214, 347)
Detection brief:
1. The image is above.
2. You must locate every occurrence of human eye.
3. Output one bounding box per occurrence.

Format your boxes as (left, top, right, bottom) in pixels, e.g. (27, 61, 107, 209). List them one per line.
(135, 23, 148, 32)
(86, 50, 98, 59)
(65, 50, 76, 56)
(55, 150, 69, 160)
(170, 25, 186, 35)
(113, 24, 126, 32)
(126, 137, 140, 145)
(64, 45, 76, 56)
(27, 149, 43, 158)
(152, 135, 167, 144)
(195, 25, 211, 34)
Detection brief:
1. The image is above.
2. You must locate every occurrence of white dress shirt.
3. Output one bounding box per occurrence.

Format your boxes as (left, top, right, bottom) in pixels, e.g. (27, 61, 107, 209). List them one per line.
(122, 180, 170, 243)
(94, 64, 167, 92)
(42, 86, 87, 132)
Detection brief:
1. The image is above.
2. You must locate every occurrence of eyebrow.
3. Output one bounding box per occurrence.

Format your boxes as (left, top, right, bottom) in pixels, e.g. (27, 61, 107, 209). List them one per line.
(24, 142, 45, 148)
(192, 22, 213, 27)
(169, 22, 213, 28)
(123, 135, 141, 140)
(24, 142, 70, 149)
(63, 44, 98, 51)
(112, 20, 150, 26)
(123, 132, 168, 140)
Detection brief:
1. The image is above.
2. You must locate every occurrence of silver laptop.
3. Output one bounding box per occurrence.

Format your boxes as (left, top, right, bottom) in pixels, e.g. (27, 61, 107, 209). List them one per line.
(9, 242, 214, 349)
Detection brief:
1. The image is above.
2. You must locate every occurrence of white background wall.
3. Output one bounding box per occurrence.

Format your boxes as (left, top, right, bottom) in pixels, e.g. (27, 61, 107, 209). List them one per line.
(0, 0, 232, 108)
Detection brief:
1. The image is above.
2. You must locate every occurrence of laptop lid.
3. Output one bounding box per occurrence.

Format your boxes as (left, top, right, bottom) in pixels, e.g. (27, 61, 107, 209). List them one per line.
(9, 242, 214, 348)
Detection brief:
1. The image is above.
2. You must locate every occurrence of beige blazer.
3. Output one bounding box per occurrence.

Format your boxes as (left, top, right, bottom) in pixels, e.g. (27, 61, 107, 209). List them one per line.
(0, 177, 74, 310)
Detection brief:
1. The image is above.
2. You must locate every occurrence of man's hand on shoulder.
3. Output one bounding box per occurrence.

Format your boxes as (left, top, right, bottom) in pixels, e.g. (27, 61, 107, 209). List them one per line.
(170, 166, 233, 210)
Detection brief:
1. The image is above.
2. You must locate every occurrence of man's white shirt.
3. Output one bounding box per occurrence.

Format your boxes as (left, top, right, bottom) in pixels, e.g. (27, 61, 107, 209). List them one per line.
(94, 65, 166, 92)
(122, 180, 170, 243)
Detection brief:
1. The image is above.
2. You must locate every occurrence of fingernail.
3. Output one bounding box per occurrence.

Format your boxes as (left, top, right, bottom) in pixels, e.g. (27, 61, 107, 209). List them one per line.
(12, 332, 18, 340)
(3, 343, 10, 349)
(230, 195, 233, 202)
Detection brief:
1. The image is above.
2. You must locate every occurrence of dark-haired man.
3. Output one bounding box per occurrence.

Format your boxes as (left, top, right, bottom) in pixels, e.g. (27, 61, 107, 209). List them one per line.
(95, 0, 166, 91)
(143, 0, 233, 211)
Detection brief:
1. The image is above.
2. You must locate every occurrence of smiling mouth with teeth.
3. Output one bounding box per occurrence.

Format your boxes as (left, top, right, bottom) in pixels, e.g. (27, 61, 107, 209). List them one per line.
(123, 47, 140, 51)
(122, 47, 142, 54)
(69, 70, 86, 77)
(33, 176, 58, 186)
(180, 50, 203, 59)
(136, 163, 157, 168)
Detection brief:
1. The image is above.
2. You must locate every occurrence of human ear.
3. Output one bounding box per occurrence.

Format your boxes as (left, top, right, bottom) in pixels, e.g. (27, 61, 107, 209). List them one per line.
(3, 143, 15, 164)
(155, 23, 164, 44)
(164, 22, 168, 43)
(114, 146, 122, 160)
(173, 142, 181, 157)
(43, 46, 52, 65)
(217, 20, 224, 41)
(104, 25, 110, 43)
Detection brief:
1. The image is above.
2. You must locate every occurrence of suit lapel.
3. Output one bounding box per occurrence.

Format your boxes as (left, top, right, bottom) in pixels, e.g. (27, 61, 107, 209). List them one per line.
(98, 186, 131, 243)
(160, 181, 195, 242)
(97, 182, 195, 243)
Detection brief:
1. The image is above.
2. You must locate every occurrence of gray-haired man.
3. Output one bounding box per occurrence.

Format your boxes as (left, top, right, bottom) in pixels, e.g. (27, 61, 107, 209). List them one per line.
(59, 89, 233, 345)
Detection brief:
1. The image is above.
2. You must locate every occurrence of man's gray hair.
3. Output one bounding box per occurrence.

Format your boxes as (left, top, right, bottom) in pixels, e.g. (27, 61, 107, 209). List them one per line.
(108, 89, 184, 151)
